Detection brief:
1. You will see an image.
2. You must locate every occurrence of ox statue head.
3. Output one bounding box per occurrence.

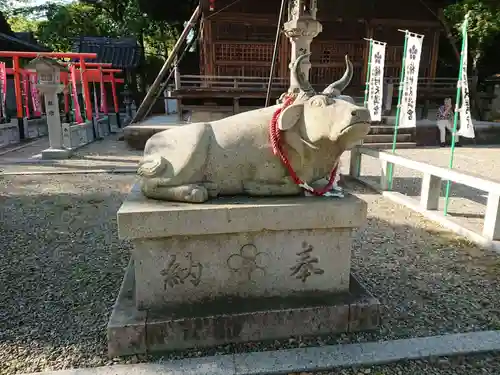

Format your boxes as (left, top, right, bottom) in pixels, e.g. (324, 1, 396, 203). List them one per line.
(278, 53, 371, 151)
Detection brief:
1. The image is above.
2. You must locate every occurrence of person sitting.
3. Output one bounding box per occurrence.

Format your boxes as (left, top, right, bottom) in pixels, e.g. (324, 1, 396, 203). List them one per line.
(436, 97, 461, 147)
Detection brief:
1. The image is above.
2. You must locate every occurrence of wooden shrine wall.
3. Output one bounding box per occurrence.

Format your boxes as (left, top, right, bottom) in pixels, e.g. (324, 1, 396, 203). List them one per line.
(200, 12, 281, 79)
(200, 0, 444, 88)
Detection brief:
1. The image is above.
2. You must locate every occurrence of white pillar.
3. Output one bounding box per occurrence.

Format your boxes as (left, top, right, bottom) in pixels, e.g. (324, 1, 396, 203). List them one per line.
(283, 0, 322, 93)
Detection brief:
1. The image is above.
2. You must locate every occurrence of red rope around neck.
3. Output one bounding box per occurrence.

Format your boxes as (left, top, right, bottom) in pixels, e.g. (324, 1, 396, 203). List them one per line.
(269, 95, 338, 196)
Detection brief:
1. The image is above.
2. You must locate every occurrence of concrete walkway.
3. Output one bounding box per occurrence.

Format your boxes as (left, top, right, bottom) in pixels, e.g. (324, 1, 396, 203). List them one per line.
(22, 331, 500, 375)
(0, 135, 141, 175)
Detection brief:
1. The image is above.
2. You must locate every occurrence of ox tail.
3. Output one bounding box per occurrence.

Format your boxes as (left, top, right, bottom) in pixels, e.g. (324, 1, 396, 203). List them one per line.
(137, 156, 168, 178)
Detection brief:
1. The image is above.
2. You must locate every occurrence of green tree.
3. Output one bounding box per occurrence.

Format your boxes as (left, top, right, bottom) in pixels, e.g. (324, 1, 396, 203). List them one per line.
(444, 0, 500, 73)
(35, 1, 119, 51)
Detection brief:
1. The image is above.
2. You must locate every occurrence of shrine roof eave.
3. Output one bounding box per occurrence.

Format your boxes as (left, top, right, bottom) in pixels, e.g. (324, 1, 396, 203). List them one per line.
(0, 32, 50, 52)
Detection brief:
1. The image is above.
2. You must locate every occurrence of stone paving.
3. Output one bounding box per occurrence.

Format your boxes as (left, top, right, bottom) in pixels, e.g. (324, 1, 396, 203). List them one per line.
(0, 135, 141, 174)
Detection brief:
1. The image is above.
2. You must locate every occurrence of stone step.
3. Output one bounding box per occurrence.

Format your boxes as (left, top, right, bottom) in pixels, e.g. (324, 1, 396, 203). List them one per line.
(364, 133, 413, 144)
(369, 125, 414, 135)
(362, 142, 416, 149)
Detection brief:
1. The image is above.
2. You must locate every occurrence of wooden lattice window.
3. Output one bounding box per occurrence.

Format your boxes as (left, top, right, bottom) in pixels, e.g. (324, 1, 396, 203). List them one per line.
(311, 41, 364, 64)
(385, 46, 430, 76)
(215, 22, 247, 41)
(317, 21, 365, 41)
(214, 43, 273, 62)
(385, 46, 404, 64)
(216, 65, 243, 76)
(243, 65, 271, 77)
(311, 65, 363, 86)
(244, 24, 276, 42)
(214, 21, 276, 42)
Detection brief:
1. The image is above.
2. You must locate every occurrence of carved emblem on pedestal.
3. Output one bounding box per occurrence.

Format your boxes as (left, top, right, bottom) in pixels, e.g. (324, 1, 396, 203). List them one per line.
(161, 252, 202, 289)
(283, 27, 320, 39)
(227, 244, 268, 281)
(290, 241, 324, 282)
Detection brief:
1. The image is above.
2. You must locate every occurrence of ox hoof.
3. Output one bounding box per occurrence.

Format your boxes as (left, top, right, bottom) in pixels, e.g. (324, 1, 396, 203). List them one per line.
(203, 182, 220, 198)
(186, 186, 209, 203)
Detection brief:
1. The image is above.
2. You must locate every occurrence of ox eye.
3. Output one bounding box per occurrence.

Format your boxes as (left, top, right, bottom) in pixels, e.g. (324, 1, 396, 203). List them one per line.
(311, 99, 323, 107)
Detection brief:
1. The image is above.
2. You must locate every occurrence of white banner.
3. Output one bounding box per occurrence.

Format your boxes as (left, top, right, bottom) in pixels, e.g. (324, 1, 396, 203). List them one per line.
(457, 27, 475, 138)
(399, 35, 423, 128)
(367, 41, 386, 122)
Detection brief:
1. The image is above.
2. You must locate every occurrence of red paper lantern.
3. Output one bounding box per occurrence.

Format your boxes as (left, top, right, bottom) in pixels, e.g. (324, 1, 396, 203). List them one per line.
(209, 0, 215, 11)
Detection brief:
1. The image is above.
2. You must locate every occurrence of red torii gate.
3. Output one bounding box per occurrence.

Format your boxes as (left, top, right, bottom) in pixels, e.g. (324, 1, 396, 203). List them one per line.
(4, 63, 124, 118)
(0, 51, 125, 138)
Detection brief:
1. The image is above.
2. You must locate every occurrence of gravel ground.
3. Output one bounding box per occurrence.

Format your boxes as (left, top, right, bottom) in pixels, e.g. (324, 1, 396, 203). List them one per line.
(307, 353, 500, 374)
(1, 174, 500, 374)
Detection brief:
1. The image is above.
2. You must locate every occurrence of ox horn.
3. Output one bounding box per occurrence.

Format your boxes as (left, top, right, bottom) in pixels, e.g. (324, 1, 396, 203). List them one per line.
(322, 55, 353, 94)
(291, 53, 315, 95)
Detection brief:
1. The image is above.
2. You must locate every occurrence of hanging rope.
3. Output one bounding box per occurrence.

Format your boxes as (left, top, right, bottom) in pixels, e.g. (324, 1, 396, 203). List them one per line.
(268, 94, 339, 196)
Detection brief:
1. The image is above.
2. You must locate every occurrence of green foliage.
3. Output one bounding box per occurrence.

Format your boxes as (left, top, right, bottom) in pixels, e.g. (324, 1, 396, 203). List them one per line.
(444, 0, 500, 68)
(35, 2, 119, 51)
(79, 0, 180, 56)
(7, 14, 39, 32)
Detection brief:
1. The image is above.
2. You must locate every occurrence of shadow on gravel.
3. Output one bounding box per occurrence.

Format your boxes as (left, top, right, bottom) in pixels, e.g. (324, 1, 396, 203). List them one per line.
(0, 176, 499, 374)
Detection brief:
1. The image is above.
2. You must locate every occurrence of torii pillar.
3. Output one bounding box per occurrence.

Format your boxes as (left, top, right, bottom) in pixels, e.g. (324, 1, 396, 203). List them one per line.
(284, 0, 322, 93)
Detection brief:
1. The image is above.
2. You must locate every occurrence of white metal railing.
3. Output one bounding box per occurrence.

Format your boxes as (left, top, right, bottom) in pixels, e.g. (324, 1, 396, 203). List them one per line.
(349, 146, 500, 241)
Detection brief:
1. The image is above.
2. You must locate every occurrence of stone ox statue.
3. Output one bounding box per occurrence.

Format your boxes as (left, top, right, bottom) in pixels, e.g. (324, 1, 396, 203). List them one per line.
(137, 53, 371, 203)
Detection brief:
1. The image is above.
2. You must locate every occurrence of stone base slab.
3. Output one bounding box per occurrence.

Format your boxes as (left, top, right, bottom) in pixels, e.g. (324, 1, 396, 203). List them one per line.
(107, 260, 380, 357)
(41, 148, 73, 160)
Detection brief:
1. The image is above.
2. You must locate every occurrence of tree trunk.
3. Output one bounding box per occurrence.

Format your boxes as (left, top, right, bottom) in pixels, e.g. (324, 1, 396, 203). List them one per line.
(137, 28, 147, 97)
(437, 8, 461, 63)
(470, 48, 483, 120)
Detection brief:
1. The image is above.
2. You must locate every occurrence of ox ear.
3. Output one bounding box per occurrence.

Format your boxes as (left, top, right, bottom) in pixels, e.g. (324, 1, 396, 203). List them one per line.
(278, 103, 303, 131)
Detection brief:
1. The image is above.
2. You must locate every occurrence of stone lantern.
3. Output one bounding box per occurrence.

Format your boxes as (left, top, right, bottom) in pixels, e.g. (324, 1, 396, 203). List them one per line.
(25, 56, 71, 159)
(284, 0, 322, 93)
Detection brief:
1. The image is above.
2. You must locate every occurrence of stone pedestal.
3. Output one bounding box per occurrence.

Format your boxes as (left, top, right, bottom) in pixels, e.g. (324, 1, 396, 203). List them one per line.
(108, 184, 380, 356)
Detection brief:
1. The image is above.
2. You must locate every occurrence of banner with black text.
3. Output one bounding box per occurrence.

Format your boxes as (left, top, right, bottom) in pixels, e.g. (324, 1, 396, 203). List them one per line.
(399, 34, 423, 128)
(367, 41, 386, 122)
(457, 20, 475, 139)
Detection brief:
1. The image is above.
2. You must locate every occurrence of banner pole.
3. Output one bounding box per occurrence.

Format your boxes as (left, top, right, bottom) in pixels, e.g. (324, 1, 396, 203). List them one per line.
(443, 13, 469, 216)
(387, 31, 409, 190)
(355, 38, 374, 176)
(363, 39, 373, 108)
